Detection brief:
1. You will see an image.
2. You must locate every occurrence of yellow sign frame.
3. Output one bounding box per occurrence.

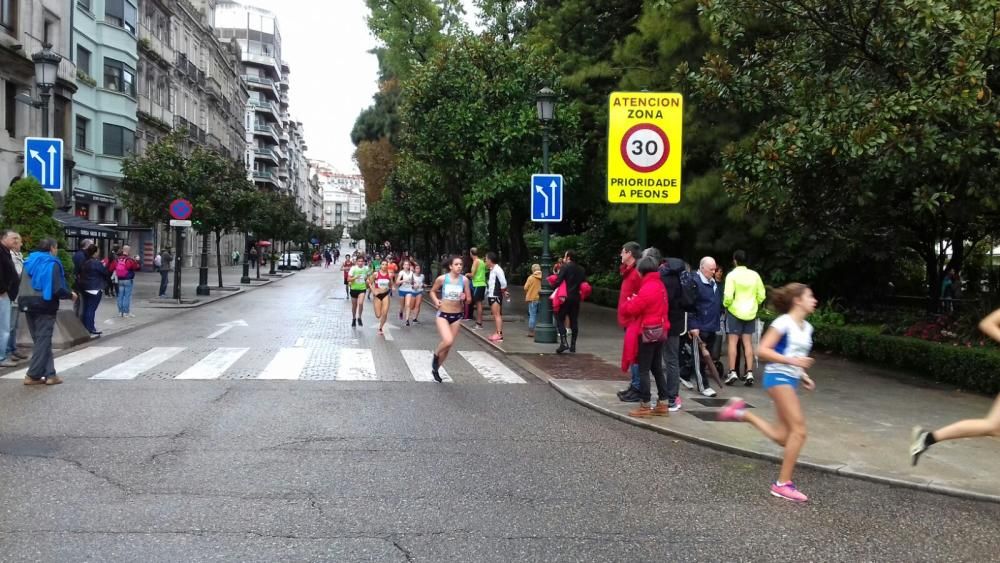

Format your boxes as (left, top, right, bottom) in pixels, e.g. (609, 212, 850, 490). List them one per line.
(606, 92, 683, 204)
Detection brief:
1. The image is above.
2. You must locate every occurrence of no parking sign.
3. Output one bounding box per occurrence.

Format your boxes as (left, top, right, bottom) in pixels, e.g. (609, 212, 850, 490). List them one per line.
(607, 92, 683, 204)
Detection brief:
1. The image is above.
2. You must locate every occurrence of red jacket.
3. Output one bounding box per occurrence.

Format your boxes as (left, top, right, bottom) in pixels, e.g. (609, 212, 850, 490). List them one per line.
(619, 272, 670, 371)
(617, 263, 642, 328)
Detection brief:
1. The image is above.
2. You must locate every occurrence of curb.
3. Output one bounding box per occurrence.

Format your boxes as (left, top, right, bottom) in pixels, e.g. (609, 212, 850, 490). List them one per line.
(548, 379, 1000, 505)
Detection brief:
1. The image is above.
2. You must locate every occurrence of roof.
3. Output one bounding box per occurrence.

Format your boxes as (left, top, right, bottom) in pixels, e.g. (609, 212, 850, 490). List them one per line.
(53, 210, 120, 240)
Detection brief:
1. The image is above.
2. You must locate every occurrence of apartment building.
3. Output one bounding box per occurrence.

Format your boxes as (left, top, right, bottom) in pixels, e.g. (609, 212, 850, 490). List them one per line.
(311, 160, 366, 232)
(0, 0, 76, 198)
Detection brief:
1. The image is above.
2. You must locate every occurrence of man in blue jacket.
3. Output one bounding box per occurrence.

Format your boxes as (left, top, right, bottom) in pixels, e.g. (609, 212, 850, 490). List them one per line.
(686, 256, 724, 395)
(21, 239, 77, 385)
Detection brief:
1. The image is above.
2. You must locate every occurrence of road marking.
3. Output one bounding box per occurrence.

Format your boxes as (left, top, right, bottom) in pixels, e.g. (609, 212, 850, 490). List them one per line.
(457, 351, 525, 384)
(90, 347, 185, 380)
(175, 348, 248, 380)
(294, 337, 305, 348)
(257, 347, 309, 380)
(400, 349, 452, 383)
(2, 346, 121, 379)
(383, 323, 396, 341)
(336, 348, 377, 380)
(206, 319, 248, 339)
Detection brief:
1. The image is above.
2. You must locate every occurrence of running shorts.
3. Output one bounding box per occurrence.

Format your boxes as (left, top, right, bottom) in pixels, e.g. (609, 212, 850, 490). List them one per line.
(726, 311, 757, 335)
(763, 372, 799, 390)
(350, 289, 366, 298)
(472, 286, 487, 303)
(437, 311, 463, 324)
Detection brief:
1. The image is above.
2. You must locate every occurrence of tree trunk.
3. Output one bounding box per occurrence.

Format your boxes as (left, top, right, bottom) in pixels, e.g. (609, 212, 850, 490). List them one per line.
(215, 231, 224, 287)
(507, 204, 528, 272)
(464, 212, 475, 253)
(487, 200, 499, 253)
(923, 243, 941, 314)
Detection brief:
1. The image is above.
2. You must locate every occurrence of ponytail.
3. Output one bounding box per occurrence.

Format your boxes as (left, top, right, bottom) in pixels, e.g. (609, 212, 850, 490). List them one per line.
(770, 283, 809, 314)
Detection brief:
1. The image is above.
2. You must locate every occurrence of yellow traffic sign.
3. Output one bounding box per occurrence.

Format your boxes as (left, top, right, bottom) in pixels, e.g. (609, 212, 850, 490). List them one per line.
(607, 92, 683, 204)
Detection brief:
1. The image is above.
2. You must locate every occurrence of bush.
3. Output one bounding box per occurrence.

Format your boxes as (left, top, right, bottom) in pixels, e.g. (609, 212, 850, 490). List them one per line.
(814, 323, 1000, 395)
(1, 177, 74, 285)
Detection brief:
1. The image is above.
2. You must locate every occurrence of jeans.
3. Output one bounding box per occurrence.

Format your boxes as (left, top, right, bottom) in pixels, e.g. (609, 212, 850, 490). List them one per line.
(637, 340, 667, 403)
(0, 295, 10, 360)
(117, 278, 134, 314)
(630, 363, 640, 390)
(527, 301, 539, 331)
(8, 302, 19, 355)
(663, 335, 680, 403)
(25, 312, 56, 379)
(82, 292, 101, 332)
(159, 270, 170, 297)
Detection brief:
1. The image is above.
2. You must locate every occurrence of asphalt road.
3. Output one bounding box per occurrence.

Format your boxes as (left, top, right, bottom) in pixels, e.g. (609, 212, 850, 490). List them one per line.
(1, 265, 999, 562)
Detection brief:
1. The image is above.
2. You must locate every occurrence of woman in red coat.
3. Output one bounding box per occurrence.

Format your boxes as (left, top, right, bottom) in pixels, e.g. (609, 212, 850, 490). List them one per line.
(621, 255, 671, 418)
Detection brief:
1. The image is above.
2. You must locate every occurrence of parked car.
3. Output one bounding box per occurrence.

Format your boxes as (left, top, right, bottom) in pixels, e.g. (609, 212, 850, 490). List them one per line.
(279, 252, 303, 270)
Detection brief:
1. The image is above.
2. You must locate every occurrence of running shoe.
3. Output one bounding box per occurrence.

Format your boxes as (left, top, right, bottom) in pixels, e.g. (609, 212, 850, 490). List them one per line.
(475, 323, 484, 330)
(358, 318, 363, 326)
(910, 427, 931, 466)
(431, 354, 442, 383)
(668, 397, 683, 412)
(744, 371, 755, 386)
(406, 320, 411, 327)
(702, 387, 717, 398)
(413, 319, 420, 324)
(725, 370, 739, 385)
(717, 397, 746, 422)
(351, 319, 357, 328)
(680, 377, 694, 390)
(377, 329, 384, 336)
(399, 311, 403, 320)
(488, 333, 503, 343)
(770, 481, 808, 502)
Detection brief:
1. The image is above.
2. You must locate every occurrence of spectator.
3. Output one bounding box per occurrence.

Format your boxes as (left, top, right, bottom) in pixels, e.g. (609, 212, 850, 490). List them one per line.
(524, 263, 542, 338)
(616, 242, 644, 403)
(0, 230, 21, 367)
(554, 250, 586, 354)
(20, 238, 77, 385)
(723, 250, 766, 386)
(112, 245, 141, 318)
(158, 247, 173, 298)
(485, 251, 508, 343)
(621, 255, 670, 418)
(72, 238, 93, 320)
(468, 247, 487, 328)
(78, 245, 109, 335)
(5, 232, 26, 363)
(651, 248, 688, 412)
(103, 245, 119, 298)
(687, 256, 723, 396)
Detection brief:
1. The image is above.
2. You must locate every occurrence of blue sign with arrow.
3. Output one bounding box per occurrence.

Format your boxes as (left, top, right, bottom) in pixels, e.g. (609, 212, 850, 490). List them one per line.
(531, 174, 563, 223)
(24, 137, 63, 192)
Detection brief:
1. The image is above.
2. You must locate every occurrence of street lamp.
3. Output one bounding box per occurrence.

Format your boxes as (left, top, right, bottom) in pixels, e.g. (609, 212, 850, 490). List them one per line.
(32, 43, 62, 137)
(534, 87, 558, 344)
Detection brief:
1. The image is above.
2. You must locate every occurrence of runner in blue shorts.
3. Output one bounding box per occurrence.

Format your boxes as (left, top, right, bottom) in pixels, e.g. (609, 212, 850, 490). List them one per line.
(396, 260, 417, 326)
(719, 283, 817, 503)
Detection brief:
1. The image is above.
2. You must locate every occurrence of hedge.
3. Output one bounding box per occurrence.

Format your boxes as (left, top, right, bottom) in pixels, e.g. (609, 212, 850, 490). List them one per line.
(813, 324, 1000, 395)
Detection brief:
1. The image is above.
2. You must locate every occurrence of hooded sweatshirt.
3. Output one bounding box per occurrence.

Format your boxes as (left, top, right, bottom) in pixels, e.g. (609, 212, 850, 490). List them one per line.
(524, 271, 542, 302)
(24, 251, 72, 313)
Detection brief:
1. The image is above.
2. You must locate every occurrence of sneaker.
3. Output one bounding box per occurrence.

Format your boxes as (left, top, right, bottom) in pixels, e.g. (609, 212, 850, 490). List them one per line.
(126, 313, 136, 319)
(431, 354, 442, 383)
(717, 397, 747, 422)
(44, 376, 63, 386)
(0, 359, 18, 367)
(23, 376, 45, 386)
(413, 319, 420, 324)
(651, 402, 670, 417)
(744, 371, 755, 386)
(351, 319, 357, 328)
(474, 323, 484, 330)
(770, 481, 808, 502)
(680, 377, 694, 390)
(618, 387, 641, 403)
(357, 318, 363, 326)
(701, 387, 717, 398)
(628, 403, 653, 418)
(488, 333, 503, 343)
(725, 370, 739, 385)
(399, 311, 403, 320)
(406, 320, 411, 327)
(12, 351, 28, 360)
(910, 427, 931, 466)
(668, 397, 683, 412)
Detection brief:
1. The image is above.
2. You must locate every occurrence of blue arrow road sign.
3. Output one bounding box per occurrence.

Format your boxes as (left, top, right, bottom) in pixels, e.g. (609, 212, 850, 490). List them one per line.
(24, 137, 63, 192)
(531, 174, 563, 223)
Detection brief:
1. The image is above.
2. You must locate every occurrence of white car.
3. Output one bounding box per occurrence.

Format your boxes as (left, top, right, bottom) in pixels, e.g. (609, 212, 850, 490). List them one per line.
(278, 252, 303, 270)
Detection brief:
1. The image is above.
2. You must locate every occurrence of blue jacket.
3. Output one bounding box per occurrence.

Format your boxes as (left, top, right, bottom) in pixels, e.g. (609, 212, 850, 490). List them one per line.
(24, 251, 72, 314)
(689, 272, 723, 333)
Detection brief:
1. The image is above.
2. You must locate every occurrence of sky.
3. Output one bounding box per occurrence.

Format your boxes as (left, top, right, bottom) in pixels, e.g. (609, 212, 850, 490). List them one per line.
(239, 1, 479, 174)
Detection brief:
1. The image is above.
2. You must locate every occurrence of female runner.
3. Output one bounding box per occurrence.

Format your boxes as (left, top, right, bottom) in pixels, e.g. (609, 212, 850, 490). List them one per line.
(397, 260, 416, 325)
(368, 260, 394, 335)
(429, 255, 472, 382)
(410, 262, 425, 324)
(718, 283, 817, 502)
(911, 307, 1000, 465)
(348, 256, 368, 327)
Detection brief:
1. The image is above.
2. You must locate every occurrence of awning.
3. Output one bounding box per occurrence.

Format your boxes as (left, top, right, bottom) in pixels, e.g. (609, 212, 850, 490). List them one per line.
(53, 210, 120, 240)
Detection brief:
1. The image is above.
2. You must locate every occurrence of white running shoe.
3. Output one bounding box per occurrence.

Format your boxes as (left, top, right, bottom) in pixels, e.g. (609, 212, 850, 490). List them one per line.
(725, 371, 739, 385)
(680, 377, 694, 390)
(702, 387, 717, 397)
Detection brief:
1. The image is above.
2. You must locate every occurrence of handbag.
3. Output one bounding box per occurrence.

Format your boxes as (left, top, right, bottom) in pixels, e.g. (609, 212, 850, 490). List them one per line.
(641, 324, 665, 343)
(17, 271, 42, 313)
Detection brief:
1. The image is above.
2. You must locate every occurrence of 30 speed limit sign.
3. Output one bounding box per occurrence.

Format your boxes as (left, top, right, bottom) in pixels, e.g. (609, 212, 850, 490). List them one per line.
(607, 92, 683, 204)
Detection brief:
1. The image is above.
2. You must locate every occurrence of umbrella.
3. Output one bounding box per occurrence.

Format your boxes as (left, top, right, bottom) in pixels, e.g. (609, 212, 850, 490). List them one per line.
(257, 241, 272, 247)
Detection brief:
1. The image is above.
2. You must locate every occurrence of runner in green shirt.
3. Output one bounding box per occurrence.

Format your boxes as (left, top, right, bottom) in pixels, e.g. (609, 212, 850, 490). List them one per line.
(349, 257, 370, 327)
(469, 247, 487, 329)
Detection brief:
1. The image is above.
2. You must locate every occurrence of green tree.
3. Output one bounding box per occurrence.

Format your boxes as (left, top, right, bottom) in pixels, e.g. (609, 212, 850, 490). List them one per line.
(119, 131, 191, 227)
(1, 177, 74, 284)
(688, 0, 1000, 304)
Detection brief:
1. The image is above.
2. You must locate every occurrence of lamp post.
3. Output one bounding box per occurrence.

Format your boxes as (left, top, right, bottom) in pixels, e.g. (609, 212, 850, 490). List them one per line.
(240, 233, 252, 284)
(31, 44, 62, 138)
(534, 87, 558, 344)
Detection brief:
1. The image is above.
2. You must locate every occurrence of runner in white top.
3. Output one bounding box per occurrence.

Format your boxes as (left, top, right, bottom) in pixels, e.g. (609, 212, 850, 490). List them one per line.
(485, 251, 508, 343)
(718, 283, 817, 503)
(396, 261, 417, 326)
(410, 263, 426, 324)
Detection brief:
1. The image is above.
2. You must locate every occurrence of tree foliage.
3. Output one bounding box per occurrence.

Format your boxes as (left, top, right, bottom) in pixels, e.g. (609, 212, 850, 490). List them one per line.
(1, 177, 74, 284)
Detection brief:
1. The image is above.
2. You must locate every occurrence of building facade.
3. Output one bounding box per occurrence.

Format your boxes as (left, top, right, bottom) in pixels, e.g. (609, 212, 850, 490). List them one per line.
(311, 160, 366, 233)
(1, 0, 77, 198)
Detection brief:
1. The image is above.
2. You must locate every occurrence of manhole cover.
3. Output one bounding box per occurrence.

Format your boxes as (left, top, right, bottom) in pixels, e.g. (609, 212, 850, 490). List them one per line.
(519, 353, 627, 381)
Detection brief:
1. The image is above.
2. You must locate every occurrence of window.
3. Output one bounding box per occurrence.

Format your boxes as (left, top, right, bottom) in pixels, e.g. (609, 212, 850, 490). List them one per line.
(4, 81, 15, 137)
(102, 123, 135, 157)
(77, 45, 91, 75)
(77, 0, 91, 12)
(76, 116, 89, 150)
(105, 0, 136, 34)
(103, 58, 136, 97)
(1, 0, 15, 33)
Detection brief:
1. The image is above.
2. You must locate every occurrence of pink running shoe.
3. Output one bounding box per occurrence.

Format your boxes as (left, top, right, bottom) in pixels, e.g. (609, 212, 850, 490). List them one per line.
(717, 397, 747, 421)
(770, 481, 808, 502)
(488, 333, 504, 343)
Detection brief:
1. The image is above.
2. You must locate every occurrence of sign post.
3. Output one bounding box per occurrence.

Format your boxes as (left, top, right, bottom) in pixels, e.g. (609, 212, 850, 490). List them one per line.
(606, 92, 684, 247)
(169, 200, 193, 301)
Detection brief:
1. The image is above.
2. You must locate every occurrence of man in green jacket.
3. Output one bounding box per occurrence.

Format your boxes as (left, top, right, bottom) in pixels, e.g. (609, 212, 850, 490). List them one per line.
(723, 249, 766, 386)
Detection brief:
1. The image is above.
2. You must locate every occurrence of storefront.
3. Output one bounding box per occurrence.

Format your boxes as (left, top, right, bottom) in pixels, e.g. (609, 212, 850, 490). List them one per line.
(54, 210, 121, 259)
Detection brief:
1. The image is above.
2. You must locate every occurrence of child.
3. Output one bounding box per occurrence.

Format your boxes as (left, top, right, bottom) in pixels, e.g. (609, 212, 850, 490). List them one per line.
(524, 264, 542, 337)
(718, 283, 817, 502)
(910, 307, 1000, 465)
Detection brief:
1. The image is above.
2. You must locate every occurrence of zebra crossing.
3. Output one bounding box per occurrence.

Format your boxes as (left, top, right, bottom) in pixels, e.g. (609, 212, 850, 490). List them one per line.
(0, 345, 529, 384)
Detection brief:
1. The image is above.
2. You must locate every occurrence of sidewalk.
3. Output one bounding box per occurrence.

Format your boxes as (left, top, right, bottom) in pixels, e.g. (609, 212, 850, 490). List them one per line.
(463, 285, 1000, 502)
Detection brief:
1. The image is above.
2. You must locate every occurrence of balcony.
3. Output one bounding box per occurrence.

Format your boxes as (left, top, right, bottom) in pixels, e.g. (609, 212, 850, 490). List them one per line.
(242, 75, 280, 100)
(139, 30, 171, 68)
(249, 99, 281, 121)
(277, 165, 289, 178)
(253, 170, 279, 187)
(253, 123, 280, 143)
(244, 51, 282, 76)
(254, 148, 279, 164)
(206, 75, 222, 101)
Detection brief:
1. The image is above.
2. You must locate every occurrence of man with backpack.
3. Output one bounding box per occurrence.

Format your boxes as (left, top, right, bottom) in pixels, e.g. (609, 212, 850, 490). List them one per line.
(649, 248, 694, 412)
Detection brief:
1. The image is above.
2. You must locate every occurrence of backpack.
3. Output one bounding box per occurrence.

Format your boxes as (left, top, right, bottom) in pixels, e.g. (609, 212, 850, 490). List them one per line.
(114, 259, 130, 278)
(153, 254, 162, 268)
(677, 270, 699, 313)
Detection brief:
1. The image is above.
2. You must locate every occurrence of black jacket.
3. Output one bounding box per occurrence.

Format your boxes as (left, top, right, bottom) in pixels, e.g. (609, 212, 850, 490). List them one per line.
(554, 262, 586, 300)
(78, 258, 110, 291)
(658, 258, 687, 337)
(0, 245, 18, 300)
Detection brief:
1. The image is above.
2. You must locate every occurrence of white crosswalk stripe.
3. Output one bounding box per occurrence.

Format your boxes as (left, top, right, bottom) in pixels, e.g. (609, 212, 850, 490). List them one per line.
(1, 346, 121, 380)
(400, 349, 453, 383)
(457, 351, 526, 384)
(91, 347, 185, 380)
(175, 347, 249, 380)
(2, 345, 529, 384)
